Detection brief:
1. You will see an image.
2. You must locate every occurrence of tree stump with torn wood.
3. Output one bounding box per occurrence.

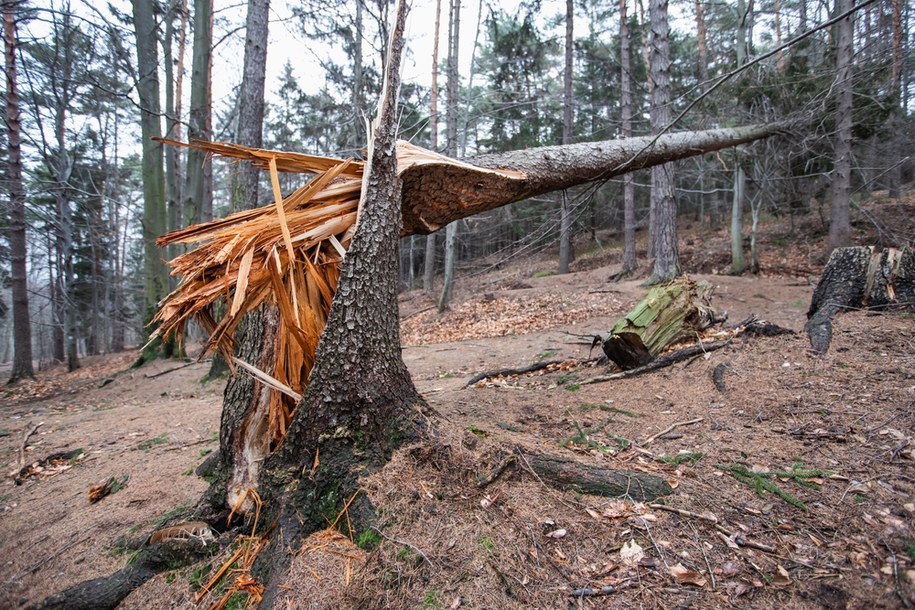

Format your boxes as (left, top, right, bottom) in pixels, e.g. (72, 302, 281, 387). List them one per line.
(602, 277, 721, 370)
(806, 246, 915, 354)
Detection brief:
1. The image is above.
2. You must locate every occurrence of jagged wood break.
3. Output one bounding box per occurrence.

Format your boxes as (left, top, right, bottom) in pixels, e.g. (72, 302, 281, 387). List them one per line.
(153, 123, 783, 446)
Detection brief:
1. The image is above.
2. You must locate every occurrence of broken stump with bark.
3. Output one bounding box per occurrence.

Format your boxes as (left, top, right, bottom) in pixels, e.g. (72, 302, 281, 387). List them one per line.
(806, 246, 915, 354)
(602, 277, 721, 370)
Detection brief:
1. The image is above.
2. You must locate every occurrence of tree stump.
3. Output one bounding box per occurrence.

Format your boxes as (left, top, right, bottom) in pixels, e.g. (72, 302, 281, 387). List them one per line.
(602, 277, 720, 370)
(806, 246, 915, 354)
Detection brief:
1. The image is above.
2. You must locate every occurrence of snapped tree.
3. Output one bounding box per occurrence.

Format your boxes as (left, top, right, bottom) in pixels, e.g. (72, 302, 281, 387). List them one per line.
(34, 3, 787, 604)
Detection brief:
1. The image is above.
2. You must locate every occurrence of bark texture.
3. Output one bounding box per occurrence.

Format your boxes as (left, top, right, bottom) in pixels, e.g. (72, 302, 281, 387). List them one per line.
(261, 0, 425, 537)
(233, 0, 270, 210)
(828, 0, 853, 250)
(620, 0, 637, 275)
(805, 246, 915, 354)
(525, 453, 673, 501)
(648, 0, 679, 282)
(400, 123, 784, 235)
(4, 4, 33, 382)
(131, 0, 169, 339)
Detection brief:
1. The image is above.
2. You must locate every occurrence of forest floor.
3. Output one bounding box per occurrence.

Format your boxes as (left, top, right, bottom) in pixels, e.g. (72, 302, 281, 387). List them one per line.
(1, 194, 913, 610)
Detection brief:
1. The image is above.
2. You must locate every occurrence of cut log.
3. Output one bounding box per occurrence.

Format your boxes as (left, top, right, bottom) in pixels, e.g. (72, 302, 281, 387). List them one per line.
(602, 277, 720, 370)
(523, 453, 673, 501)
(806, 246, 915, 354)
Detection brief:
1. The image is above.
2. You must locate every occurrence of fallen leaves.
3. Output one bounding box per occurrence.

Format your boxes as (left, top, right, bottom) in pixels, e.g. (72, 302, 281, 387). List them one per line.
(401, 292, 623, 345)
(670, 562, 708, 587)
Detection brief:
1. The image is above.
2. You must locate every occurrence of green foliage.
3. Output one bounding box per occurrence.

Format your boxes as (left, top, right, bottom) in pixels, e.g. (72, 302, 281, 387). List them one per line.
(717, 463, 830, 511)
(906, 542, 915, 560)
(423, 590, 443, 609)
(659, 451, 704, 466)
(467, 425, 489, 438)
(138, 433, 169, 451)
(561, 420, 628, 453)
(478, 536, 495, 551)
(578, 403, 637, 417)
(356, 529, 383, 551)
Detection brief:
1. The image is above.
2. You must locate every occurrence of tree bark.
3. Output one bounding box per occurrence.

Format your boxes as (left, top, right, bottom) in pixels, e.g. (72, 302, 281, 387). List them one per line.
(422, 0, 442, 295)
(131, 0, 170, 353)
(620, 0, 637, 275)
(524, 453, 673, 501)
(828, 0, 853, 251)
(438, 0, 461, 311)
(184, 0, 213, 226)
(233, 0, 269, 210)
(730, 157, 746, 273)
(805, 247, 914, 354)
(400, 123, 785, 235)
(558, 0, 574, 275)
(4, 2, 33, 382)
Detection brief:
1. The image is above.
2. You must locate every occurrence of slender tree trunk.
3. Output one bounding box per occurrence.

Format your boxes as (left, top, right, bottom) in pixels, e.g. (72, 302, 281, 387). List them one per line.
(4, 2, 33, 382)
(423, 0, 442, 295)
(647, 0, 680, 283)
(887, 0, 903, 198)
(694, 0, 709, 85)
(438, 0, 460, 312)
(828, 0, 853, 251)
(184, 0, 213, 227)
(558, 0, 574, 274)
(730, 156, 746, 273)
(164, 0, 181, 271)
(620, 0, 637, 275)
(729, 0, 749, 273)
(131, 0, 170, 355)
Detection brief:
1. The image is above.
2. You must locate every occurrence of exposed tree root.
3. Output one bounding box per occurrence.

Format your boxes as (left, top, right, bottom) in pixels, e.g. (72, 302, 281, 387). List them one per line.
(29, 539, 217, 610)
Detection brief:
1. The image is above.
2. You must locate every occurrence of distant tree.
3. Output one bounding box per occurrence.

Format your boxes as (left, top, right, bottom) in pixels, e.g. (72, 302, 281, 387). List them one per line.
(620, 0, 637, 276)
(828, 0, 853, 251)
(184, 0, 212, 225)
(647, 0, 680, 283)
(131, 0, 171, 360)
(438, 0, 460, 312)
(4, 0, 33, 382)
(558, 0, 574, 275)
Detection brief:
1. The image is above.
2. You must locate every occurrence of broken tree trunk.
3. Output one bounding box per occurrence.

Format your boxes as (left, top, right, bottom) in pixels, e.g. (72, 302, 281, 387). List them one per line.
(602, 277, 721, 369)
(523, 453, 673, 501)
(399, 122, 785, 234)
(806, 246, 915, 354)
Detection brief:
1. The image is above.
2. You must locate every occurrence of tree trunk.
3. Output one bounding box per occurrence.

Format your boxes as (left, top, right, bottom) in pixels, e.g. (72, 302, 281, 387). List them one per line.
(131, 0, 170, 355)
(423, 0, 442, 295)
(828, 0, 853, 252)
(401, 123, 785, 235)
(620, 0, 637, 275)
(647, 0, 679, 283)
(256, 0, 427, 580)
(558, 0, 574, 275)
(694, 0, 709, 85)
(730, 158, 746, 273)
(184, 0, 213, 227)
(602, 277, 718, 369)
(438, 0, 460, 311)
(4, 2, 33, 382)
(805, 247, 914, 354)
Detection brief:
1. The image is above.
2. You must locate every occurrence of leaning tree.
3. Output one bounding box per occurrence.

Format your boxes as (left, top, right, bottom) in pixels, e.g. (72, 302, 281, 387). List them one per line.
(34, 1, 788, 606)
